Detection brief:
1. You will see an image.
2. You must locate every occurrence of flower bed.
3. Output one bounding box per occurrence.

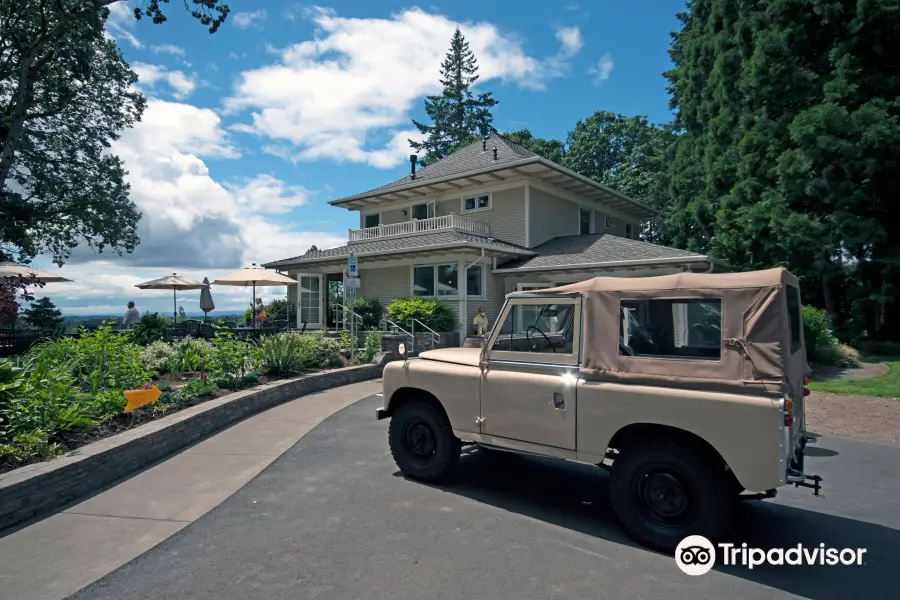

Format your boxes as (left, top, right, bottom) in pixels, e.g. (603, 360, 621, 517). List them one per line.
(0, 325, 384, 473)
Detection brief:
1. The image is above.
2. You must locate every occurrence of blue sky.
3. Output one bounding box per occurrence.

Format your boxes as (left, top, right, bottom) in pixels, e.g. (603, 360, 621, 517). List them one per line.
(31, 0, 686, 316)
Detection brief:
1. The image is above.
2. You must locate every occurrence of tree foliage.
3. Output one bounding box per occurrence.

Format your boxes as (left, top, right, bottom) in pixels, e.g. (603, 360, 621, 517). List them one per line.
(0, 275, 41, 327)
(21, 296, 63, 332)
(410, 27, 498, 164)
(663, 0, 900, 340)
(502, 129, 565, 164)
(0, 0, 230, 265)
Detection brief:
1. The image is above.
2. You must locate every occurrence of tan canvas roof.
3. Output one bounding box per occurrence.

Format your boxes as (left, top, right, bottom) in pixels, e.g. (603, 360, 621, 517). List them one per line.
(508, 267, 798, 296)
(507, 267, 805, 395)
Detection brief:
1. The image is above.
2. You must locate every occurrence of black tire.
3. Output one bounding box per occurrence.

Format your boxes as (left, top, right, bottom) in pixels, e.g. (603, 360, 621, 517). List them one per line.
(388, 399, 461, 484)
(608, 437, 735, 553)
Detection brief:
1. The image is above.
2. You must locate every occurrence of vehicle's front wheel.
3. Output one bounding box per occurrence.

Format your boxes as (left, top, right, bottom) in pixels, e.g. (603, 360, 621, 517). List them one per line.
(389, 399, 461, 484)
(608, 438, 735, 553)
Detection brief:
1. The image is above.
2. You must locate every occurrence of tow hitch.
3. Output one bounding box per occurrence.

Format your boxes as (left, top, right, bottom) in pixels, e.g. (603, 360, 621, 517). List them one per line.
(792, 473, 824, 496)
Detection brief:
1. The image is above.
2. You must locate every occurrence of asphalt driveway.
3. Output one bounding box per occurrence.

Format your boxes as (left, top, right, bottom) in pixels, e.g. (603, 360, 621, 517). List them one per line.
(68, 394, 900, 600)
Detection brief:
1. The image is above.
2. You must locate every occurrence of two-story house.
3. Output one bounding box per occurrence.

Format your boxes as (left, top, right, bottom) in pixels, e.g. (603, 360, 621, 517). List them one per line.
(263, 131, 723, 340)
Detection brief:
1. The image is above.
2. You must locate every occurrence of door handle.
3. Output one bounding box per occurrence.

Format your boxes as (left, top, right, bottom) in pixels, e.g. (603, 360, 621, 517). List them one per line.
(550, 392, 565, 409)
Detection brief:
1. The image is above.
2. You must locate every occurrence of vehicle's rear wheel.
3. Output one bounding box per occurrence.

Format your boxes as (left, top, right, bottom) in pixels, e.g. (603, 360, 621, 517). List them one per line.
(389, 399, 461, 484)
(608, 438, 735, 553)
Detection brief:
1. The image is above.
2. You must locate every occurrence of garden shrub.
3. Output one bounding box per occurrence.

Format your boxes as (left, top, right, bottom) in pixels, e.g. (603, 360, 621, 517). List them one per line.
(801, 305, 862, 367)
(350, 297, 384, 329)
(361, 330, 382, 363)
(129, 312, 169, 346)
(141, 341, 177, 375)
(208, 330, 257, 389)
(386, 297, 455, 332)
(814, 343, 862, 369)
(858, 340, 900, 357)
(257, 332, 308, 376)
(168, 337, 212, 374)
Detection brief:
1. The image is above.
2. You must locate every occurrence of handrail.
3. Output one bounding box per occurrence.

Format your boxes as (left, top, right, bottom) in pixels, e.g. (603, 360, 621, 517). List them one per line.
(379, 318, 411, 338)
(348, 213, 490, 242)
(333, 303, 363, 331)
(407, 318, 441, 348)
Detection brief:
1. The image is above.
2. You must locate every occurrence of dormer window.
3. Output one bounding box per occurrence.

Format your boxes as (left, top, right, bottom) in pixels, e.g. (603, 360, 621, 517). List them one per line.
(462, 193, 491, 213)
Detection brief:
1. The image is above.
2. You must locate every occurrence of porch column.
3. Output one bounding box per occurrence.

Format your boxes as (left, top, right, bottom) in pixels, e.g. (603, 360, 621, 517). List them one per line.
(458, 256, 466, 346)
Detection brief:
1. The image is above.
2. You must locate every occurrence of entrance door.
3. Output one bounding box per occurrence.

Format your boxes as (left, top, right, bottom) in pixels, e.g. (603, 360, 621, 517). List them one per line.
(480, 297, 582, 450)
(297, 274, 323, 329)
(324, 273, 344, 328)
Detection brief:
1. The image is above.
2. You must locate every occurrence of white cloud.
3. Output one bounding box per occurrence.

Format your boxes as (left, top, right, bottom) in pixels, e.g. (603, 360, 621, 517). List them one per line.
(556, 26, 583, 56)
(151, 44, 186, 57)
(589, 53, 614, 84)
(46, 99, 345, 315)
(225, 7, 573, 169)
(105, 1, 142, 48)
(232, 10, 267, 29)
(131, 62, 198, 99)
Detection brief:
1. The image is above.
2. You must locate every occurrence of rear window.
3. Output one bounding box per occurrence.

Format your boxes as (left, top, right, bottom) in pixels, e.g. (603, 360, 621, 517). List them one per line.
(619, 299, 722, 360)
(786, 285, 802, 354)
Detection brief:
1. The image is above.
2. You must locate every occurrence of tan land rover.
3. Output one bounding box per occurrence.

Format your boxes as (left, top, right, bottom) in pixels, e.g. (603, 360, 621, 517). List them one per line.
(376, 267, 822, 552)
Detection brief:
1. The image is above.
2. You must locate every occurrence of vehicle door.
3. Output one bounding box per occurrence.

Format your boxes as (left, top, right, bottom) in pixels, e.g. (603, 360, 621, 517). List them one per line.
(480, 296, 581, 450)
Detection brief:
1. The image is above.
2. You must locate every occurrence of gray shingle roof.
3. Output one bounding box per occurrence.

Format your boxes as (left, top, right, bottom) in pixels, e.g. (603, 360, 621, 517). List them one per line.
(496, 234, 707, 271)
(263, 230, 533, 267)
(331, 131, 536, 203)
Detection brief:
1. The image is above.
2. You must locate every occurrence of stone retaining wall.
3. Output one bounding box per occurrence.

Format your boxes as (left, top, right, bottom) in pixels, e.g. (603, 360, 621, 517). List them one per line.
(0, 361, 385, 531)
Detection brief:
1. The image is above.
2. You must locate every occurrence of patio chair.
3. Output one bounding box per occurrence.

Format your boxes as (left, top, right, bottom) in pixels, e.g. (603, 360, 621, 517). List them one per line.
(167, 322, 189, 341)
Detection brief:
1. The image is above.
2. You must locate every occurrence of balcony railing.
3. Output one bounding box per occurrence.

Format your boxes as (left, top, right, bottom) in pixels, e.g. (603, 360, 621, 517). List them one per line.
(348, 213, 490, 242)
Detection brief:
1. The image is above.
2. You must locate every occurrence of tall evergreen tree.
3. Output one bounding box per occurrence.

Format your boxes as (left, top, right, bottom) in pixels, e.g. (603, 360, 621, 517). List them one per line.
(410, 28, 498, 164)
(664, 0, 900, 339)
(22, 296, 63, 332)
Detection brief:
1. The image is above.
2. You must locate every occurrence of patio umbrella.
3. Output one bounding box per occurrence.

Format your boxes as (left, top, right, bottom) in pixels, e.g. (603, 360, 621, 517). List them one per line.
(212, 263, 296, 326)
(135, 273, 207, 323)
(0, 261, 73, 283)
(199, 277, 215, 322)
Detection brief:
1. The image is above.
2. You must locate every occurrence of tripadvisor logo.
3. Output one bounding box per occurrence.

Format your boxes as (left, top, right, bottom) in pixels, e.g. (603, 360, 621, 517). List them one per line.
(675, 535, 867, 576)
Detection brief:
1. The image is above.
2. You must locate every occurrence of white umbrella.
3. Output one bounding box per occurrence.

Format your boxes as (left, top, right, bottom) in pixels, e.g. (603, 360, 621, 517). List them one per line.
(212, 263, 296, 327)
(199, 277, 215, 322)
(135, 273, 207, 323)
(0, 261, 73, 283)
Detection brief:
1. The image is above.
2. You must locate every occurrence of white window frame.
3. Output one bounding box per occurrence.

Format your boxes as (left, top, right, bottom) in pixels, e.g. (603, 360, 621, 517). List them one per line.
(408, 201, 436, 221)
(461, 192, 492, 214)
(605, 214, 616, 229)
(409, 262, 485, 299)
(578, 206, 593, 235)
(362, 211, 381, 229)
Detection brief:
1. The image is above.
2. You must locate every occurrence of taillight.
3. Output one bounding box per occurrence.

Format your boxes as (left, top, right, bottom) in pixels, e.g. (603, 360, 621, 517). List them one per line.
(784, 395, 794, 426)
(803, 376, 811, 396)
(784, 414, 794, 426)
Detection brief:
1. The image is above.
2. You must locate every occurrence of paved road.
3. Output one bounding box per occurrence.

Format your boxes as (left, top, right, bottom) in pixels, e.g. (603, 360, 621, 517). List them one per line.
(68, 395, 900, 600)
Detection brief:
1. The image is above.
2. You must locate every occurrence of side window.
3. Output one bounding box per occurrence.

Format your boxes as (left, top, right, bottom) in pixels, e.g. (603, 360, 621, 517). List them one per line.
(492, 303, 575, 355)
(786, 285, 802, 354)
(619, 299, 722, 360)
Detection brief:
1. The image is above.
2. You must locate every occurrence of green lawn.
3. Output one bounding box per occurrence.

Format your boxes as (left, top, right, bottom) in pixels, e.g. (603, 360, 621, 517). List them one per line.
(808, 357, 900, 399)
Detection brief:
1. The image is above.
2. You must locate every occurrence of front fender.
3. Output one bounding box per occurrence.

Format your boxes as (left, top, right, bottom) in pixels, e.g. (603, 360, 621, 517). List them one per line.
(380, 358, 480, 434)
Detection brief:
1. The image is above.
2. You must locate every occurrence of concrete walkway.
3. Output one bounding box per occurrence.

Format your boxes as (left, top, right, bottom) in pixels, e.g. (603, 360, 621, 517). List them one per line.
(0, 380, 381, 600)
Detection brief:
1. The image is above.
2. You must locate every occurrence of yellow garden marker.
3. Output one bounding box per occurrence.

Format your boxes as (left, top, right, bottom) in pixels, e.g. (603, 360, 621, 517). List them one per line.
(123, 385, 162, 413)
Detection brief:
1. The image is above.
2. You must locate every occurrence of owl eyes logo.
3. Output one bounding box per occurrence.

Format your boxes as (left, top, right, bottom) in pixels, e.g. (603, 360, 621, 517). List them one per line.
(675, 535, 716, 575)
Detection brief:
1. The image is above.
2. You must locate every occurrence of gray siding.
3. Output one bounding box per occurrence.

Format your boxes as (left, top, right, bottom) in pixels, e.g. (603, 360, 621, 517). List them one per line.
(594, 209, 637, 238)
(357, 265, 409, 303)
(530, 187, 579, 247)
(482, 187, 526, 246)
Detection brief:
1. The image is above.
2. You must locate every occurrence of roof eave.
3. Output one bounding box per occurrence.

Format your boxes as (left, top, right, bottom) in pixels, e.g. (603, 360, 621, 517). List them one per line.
(262, 241, 536, 269)
(492, 254, 711, 274)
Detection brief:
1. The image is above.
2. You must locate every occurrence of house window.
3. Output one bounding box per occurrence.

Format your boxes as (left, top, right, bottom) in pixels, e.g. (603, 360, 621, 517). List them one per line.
(410, 202, 434, 220)
(462, 193, 491, 213)
(412, 263, 484, 298)
(625, 223, 634, 239)
(363, 213, 380, 228)
(606, 214, 615, 228)
(619, 299, 722, 360)
(579, 207, 592, 235)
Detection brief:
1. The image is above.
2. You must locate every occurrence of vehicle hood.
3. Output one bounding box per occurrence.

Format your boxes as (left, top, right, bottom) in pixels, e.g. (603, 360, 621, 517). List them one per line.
(417, 347, 481, 367)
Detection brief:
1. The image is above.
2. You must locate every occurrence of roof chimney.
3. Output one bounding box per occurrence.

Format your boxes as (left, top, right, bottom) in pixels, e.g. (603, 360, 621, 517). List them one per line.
(482, 137, 487, 151)
(492, 146, 498, 161)
(409, 154, 417, 180)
